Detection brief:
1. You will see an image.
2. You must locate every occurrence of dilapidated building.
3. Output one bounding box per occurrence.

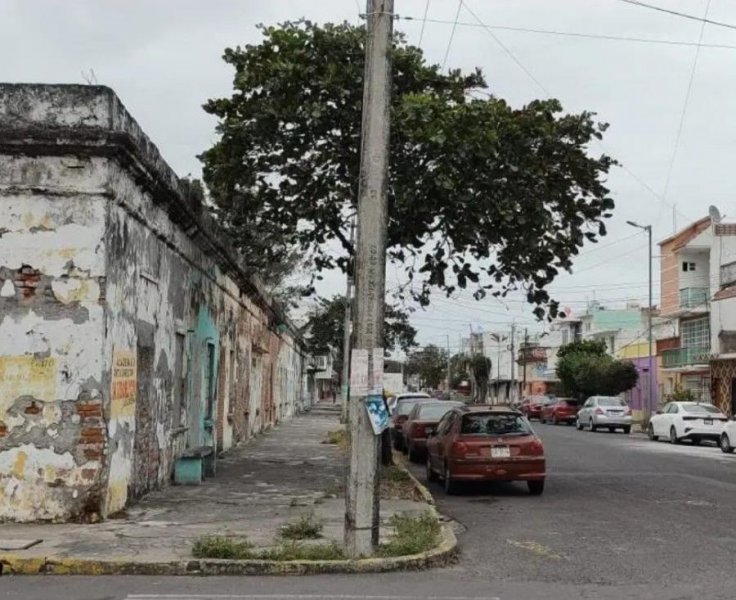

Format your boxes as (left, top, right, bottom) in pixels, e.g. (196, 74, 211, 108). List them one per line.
(0, 83, 309, 522)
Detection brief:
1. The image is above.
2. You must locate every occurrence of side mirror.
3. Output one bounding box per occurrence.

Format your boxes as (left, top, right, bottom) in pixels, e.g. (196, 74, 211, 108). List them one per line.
(656, 410, 663, 415)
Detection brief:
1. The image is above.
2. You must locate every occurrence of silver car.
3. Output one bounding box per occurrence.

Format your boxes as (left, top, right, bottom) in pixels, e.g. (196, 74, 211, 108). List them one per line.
(576, 395, 632, 434)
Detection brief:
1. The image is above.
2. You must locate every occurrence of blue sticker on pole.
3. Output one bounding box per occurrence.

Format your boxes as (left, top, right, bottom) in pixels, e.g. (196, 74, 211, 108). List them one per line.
(364, 394, 389, 435)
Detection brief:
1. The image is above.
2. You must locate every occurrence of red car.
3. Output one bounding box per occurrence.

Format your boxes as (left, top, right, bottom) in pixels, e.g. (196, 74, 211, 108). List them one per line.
(426, 405, 546, 495)
(540, 398, 579, 425)
(403, 400, 464, 462)
(390, 394, 433, 450)
(520, 396, 554, 421)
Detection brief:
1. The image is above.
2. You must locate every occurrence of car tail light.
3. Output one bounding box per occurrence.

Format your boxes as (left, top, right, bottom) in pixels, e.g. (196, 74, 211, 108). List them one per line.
(452, 441, 468, 457)
(528, 439, 544, 456)
(594, 408, 604, 415)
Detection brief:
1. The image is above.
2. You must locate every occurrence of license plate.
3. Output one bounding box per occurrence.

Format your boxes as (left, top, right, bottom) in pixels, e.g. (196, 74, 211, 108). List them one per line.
(704, 418, 713, 425)
(491, 446, 511, 458)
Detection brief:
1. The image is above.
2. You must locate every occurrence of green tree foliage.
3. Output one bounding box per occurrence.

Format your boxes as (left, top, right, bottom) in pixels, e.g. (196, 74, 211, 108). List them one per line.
(556, 341, 639, 399)
(449, 353, 468, 388)
(200, 21, 616, 318)
(304, 296, 417, 378)
(469, 354, 492, 403)
(406, 345, 449, 389)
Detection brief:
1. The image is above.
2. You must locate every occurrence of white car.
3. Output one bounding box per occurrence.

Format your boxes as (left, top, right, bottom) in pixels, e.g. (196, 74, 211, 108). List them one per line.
(387, 392, 430, 416)
(719, 420, 736, 454)
(648, 401, 728, 445)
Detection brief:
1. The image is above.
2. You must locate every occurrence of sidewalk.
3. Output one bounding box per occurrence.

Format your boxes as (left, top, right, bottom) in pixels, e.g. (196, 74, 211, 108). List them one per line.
(0, 402, 433, 569)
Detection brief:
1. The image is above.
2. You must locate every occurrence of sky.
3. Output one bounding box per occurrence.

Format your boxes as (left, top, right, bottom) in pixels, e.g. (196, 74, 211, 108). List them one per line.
(2, 0, 735, 354)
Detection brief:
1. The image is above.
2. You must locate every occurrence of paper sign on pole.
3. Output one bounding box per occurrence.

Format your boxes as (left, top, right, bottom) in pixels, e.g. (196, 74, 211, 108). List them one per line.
(350, 348, 384, 397)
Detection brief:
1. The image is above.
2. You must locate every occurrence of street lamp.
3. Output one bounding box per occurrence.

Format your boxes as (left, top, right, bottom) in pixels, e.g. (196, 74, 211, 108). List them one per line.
(626, 221, 654, 416)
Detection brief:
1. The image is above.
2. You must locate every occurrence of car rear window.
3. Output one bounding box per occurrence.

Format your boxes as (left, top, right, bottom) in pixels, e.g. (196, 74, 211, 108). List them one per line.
(598, 397, 626, 407)
(397, 399, 428, 416)
(683, 403, 720, 415)
(418, 403, 459, 419)
(461, 413, 532, 436)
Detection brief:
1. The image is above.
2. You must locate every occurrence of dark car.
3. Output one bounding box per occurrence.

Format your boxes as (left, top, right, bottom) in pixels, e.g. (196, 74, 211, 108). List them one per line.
(390, 394, 433, 450)
(540, 398, 579, 425)
(403, 401, 464, 462)
(426, 405, 546, 495)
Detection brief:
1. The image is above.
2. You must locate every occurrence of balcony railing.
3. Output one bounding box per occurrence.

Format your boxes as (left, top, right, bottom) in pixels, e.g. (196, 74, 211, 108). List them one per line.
(679, 287, 709, 309)
(662, 346, 710, 368)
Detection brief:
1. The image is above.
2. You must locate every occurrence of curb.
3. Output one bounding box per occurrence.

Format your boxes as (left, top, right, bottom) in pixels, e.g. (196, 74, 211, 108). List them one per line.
(0, 525, 457, 576)
(0, 460, 458, 576)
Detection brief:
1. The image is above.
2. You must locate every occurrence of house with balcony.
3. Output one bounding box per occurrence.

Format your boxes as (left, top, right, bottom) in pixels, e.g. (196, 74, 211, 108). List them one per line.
(310, 352, 338, 403)
(657, 216, 713, 402)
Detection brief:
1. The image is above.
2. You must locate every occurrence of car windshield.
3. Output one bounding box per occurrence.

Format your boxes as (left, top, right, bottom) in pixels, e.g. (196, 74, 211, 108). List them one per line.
(683, 403, 721, 415)
(418, 403, 459, 419)
(461, 413, 532, 436)
(598, 397, 626, 407)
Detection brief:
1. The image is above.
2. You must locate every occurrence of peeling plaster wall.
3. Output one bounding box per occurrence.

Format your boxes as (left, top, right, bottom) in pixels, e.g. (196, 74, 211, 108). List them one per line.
(0, 84, 308, 522)
(0, 155, 108, 522)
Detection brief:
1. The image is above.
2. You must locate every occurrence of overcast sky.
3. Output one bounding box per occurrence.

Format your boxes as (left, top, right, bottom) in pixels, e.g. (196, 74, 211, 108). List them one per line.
(3, 0, 734, 352)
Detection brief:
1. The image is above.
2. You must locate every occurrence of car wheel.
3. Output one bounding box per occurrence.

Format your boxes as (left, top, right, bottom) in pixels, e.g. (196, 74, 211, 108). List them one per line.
(648, 424, 657, 441)
(528, 480, 545, 495)
(443, 464, 456, 495)
(691, 438, 701, 446)
(623, 426, 631, 434)
(576, 419, 583, 431)
(608, 427, 615, 433)
(589, 418, 597, 432)
(552, 414, 558, 426)
(669, 426, 680, 445)
(426, 455, 439, 482)
(720, 433, 734, 454)
(539, 416, 545, 424)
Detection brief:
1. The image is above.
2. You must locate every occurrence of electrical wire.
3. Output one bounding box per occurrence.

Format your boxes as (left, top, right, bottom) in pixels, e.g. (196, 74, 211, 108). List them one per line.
(657, 0, 712, 228)
(441, 0, 463, 72)
(417, 0, 430, 47)
(397, 15, 736, 50)
(617, 0, 736, 32)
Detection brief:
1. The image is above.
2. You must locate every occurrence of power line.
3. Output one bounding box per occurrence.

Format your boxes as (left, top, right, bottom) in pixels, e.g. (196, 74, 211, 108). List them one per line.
(441, 0, 463, 72)
(397, 15, 736, 50)
(461, 0, 549, 96)
(658, 0, 712, 230)
(617, 0, 736, 32)
(417, 0, 430, 47)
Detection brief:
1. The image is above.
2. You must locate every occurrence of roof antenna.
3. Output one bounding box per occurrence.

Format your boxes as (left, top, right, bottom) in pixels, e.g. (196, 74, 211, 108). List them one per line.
(81, 68, 98, 85)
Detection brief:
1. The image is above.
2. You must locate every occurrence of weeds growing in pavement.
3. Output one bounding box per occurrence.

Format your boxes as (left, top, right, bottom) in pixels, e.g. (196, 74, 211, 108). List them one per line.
(192, 536, 254, 559)
(279, 513, 324, 540)
(322, 429, 349, 451)
(377, 511, 441, 557)
(262, 540, 345, 561)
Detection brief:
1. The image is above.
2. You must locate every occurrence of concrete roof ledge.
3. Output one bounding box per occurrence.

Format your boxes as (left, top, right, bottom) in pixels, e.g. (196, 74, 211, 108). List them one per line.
(0, 83, 301, 342)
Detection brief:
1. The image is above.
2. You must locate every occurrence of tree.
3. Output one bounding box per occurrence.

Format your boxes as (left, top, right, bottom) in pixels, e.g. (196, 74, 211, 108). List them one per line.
(449, 353, 468, 388)
(304, 296, 417, 379)
(556, 341, 639, 399)
(406, 345, 449, 389)
(200, 21, 616, 319)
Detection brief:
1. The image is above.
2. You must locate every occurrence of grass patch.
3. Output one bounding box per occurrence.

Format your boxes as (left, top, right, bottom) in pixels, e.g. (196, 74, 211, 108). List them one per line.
(192, 536, 254, 559)
(380, 465, 418, 500)
(322, 429, 349, 452)
(262, 540, 345, 561)
(323, 479, 346, 498)
(279, 513, 324, 540)
(377, 511, 441, 557)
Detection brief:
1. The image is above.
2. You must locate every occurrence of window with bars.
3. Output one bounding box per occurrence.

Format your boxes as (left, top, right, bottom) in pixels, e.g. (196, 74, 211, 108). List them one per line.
(681, 318, 710, 348)
(682, 376, 710, 402)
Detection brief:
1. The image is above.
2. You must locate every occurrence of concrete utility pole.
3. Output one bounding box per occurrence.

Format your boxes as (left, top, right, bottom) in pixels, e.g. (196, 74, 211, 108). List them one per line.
(522, 328, 529, 398)
(627, 221, 655, 414)
(445, 334, 451, 392)
(510, 324, 516, 402)
(345, 0, 393, 558)
(341, 220, 356, 424)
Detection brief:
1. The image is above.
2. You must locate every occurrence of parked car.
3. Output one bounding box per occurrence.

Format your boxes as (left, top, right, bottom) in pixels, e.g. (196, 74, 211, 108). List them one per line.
(719, 419, 736, 453)
(576, 395, 632, 433)
(520, 395, 555, 421)
(390, 393, 432, 450)
(403, 401, 464, 461)
(540, 398, 579, 425)
(648, 401, 728, 445)
(426, 405, 546, 495)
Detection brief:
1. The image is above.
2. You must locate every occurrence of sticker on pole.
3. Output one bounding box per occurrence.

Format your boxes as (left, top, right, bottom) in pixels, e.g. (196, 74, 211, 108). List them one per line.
(364, 394, 389, 435)
(350, 348, 384, 396)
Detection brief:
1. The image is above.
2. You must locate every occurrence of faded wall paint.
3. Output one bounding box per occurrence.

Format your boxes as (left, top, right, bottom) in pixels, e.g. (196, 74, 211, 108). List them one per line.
(0, 83, 308, 522)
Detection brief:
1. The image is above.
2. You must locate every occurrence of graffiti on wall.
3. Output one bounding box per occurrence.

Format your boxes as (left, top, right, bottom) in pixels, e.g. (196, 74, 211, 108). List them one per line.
(111, 350, 137, 418)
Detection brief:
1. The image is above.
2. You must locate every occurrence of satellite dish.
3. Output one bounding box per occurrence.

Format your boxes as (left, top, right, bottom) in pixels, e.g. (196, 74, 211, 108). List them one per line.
(709, 205, 722, 223)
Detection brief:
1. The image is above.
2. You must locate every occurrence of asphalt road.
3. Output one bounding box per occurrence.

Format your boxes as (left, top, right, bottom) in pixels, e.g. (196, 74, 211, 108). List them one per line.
(4, 424, 736, 600)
